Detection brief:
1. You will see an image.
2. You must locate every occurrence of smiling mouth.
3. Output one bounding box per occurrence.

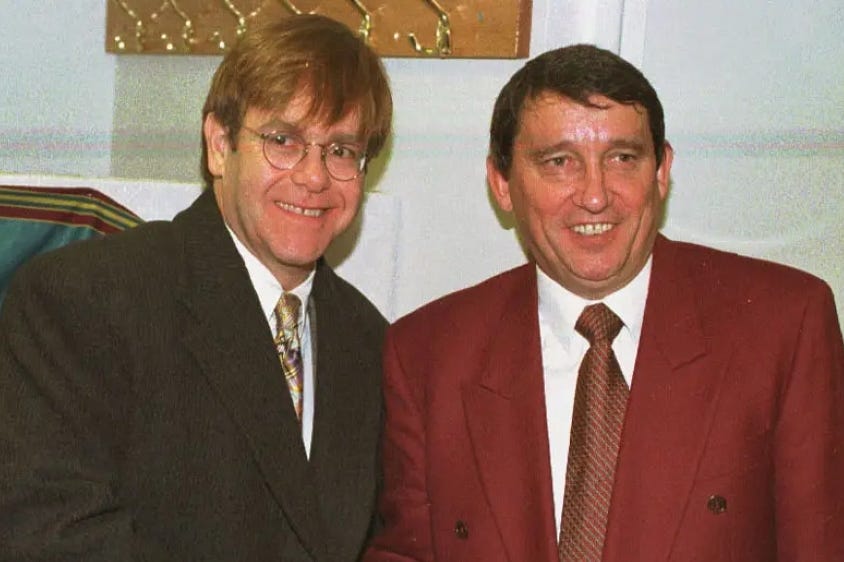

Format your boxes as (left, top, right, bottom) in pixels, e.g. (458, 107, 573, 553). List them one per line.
(572, 223, 614, 236)
(277, 202, 323, 218)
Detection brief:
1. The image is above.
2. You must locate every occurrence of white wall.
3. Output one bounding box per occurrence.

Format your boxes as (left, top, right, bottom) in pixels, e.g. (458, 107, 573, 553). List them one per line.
(1, 0, 842, 323)
(0, 0, 115, 176)
(641, 0, 844, 323)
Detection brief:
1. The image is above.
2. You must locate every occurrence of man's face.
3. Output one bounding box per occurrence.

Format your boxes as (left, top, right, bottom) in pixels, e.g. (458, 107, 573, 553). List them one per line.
(205, 94, 365, 289)
(488, 92, 673, 299)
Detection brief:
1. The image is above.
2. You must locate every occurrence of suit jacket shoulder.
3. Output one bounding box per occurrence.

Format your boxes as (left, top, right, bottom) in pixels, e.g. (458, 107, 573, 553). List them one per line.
(649, 235, 840, 350)
(2, 189, 222, 319)
(655, 235, 833, 296)
(391, 264, 535, 343)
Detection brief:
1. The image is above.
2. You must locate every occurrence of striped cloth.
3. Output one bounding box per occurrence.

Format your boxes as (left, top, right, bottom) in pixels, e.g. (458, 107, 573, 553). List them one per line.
(0, 185, 143, 305)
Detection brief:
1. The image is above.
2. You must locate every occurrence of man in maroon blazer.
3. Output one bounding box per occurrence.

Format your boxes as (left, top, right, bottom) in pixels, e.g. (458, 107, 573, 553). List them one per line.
(365, 45, 844, 561)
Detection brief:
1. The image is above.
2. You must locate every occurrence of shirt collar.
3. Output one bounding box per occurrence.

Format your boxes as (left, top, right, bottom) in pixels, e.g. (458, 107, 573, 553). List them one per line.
(536, 256, 652, 347)
(224, 224, 315, 329)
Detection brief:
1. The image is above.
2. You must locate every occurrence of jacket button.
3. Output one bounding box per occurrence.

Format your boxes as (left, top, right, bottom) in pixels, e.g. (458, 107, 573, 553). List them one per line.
(707, 495, 727, 514)
(454, 520, 469, 539)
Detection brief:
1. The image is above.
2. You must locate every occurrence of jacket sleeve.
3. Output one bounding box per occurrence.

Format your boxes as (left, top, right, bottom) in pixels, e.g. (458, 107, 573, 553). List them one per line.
(363, 327, 435, 562)
(0, 258, 133, 561)
(773, 282, 844, 561)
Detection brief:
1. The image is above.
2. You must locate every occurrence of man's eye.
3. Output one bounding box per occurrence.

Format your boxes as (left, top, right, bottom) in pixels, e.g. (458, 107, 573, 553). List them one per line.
(329, 144, 360, 160)
(612, 152, 638, 164)
(540, 155, 571, 169)
(266, 134, 297, 147)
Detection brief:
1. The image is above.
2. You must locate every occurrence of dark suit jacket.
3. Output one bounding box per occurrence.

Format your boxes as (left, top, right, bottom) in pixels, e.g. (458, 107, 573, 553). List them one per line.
(365, 235, 844, 562)
(0, 190, 387, 561)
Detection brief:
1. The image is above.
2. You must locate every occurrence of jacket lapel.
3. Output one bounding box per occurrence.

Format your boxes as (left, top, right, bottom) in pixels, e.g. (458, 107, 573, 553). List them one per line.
(463, 265, 560, 562)
(603, 236, 732, 562)
(174, 191, 325, 558)
(306, 263, 383, 557)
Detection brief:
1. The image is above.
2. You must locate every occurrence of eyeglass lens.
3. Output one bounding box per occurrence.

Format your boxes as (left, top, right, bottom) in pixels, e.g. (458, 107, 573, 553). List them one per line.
(262, 133, 365, 181)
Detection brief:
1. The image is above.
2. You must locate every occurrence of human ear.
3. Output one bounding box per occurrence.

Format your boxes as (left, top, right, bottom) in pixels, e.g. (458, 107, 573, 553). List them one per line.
(203, 112, 230, 178)
(656, 141, 674, 200)
(487, 156, 514, 212)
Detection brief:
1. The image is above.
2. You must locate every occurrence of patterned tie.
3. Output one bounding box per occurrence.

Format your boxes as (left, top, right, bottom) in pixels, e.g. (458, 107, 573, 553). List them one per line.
(274, 293, 304, 421)
(559, 303, 628, 562)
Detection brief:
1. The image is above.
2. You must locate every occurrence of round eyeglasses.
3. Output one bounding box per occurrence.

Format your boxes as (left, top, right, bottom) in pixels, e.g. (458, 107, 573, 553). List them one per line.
(241, 126, 367, 181)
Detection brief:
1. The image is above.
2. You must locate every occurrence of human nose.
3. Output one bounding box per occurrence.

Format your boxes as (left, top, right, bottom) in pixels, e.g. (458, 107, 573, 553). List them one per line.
(574, 161, 609, 212)
(291, 144, 330, 192)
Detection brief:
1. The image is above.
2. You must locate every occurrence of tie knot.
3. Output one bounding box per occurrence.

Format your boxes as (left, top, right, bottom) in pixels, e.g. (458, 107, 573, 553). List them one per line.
(274, 292, 302, 343)
(575, 303, 623, 345)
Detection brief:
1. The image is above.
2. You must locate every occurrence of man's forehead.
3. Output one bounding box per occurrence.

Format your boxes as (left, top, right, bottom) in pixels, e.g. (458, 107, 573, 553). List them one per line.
(524, 91, 647, 117)
(246, 104, 363, 137)
(515, 92, 648, 142)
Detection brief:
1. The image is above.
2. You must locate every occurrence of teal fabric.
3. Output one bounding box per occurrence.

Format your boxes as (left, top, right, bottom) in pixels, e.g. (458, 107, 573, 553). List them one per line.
(0, 185, 142, 308)
(0, 219, 105, 305)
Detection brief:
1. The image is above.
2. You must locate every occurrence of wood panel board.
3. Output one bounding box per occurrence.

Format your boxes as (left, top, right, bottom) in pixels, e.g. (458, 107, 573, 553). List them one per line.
(106, 0, 532, 58)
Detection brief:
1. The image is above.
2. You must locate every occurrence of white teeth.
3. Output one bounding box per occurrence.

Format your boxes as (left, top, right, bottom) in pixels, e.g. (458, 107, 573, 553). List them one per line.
(278, 202, 323, 217)
(572, 223, 613, 236)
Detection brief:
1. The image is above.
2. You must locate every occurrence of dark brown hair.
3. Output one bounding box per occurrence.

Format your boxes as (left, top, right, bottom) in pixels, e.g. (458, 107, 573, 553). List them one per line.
(201, 14, 392, 187)
(489, 44, 665, 176)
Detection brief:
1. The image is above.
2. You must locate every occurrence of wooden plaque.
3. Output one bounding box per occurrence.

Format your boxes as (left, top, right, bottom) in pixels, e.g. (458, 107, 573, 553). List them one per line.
(106, 0, 532, 58)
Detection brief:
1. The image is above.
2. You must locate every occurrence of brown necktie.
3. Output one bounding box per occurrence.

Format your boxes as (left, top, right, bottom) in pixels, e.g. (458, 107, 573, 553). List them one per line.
(274, 293, 304, 421)
(558, 303, 628, 562)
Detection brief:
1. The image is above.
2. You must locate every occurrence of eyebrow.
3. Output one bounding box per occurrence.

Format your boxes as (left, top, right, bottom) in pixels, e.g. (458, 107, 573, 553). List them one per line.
(327, 132, 364, 146)
(256, 118, 298, 133)
(528, 137, 647, 160)
(607, 138, 647, 153)
(256, 119, 363, 145)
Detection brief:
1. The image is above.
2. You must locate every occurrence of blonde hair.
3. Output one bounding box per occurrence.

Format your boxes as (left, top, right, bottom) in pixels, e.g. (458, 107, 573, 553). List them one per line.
(201, 14, 392, 187)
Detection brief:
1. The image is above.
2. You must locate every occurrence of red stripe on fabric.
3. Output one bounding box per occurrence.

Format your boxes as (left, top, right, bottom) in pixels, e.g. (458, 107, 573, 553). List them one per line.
(0, 184, 137, 216)
(0, 205, 122, 234)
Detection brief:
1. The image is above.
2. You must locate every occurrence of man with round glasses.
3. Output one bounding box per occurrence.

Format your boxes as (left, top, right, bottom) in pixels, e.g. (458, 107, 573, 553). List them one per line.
(0, 13, 392, 562)
(240, 126, 368, 182)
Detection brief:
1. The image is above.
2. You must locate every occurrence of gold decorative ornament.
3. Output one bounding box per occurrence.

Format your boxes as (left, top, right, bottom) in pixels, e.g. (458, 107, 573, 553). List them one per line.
(407, 0, 452, 57)
(106, 0, 532, 58)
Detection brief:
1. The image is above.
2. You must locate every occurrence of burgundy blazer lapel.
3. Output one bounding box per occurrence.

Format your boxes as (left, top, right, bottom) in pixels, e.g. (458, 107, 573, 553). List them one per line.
(603, 235, 733, 562)
(463, 265, 560, 562)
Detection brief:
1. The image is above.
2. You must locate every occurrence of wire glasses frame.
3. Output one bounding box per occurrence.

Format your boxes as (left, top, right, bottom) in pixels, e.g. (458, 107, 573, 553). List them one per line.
(241, 126, 367, 181)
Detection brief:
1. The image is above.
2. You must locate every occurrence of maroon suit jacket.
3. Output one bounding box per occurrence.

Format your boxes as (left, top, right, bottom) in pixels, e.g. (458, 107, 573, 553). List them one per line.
(365, 235, 844, 561)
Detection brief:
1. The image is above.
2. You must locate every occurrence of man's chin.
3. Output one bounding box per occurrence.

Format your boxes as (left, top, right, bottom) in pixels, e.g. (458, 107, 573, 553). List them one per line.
(561, 267, 627, 299)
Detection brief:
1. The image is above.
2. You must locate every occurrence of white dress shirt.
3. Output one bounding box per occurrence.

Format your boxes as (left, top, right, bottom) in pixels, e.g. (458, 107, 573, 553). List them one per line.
(226, 227, 316, 458)
(537, 258, 652, 531)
